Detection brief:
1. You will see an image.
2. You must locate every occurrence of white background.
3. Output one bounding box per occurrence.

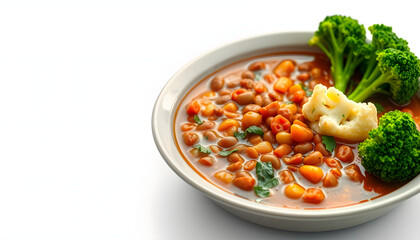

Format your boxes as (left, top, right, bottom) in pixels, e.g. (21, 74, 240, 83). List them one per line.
(0, 0, 419, 239)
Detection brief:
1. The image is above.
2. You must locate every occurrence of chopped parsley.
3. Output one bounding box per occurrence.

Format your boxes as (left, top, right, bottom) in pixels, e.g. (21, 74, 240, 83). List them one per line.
(234, 126, 264, 140)
(300, 83, 313, 97)
(193, 144, 211, 154)
(219, 149, 238, 157)
(254, 162, 279, 198)
(321, 135, 336, 153)
(374, 103, 385, 113)
(306, 90, 313, 97)
(194, 115, 203, 125)
(254, 71, 263, 81)
(234, 131, 247, 140)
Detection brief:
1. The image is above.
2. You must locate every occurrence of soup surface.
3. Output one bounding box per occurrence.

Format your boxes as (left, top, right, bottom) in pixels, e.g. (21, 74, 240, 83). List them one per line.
(174, 51, 420, 209)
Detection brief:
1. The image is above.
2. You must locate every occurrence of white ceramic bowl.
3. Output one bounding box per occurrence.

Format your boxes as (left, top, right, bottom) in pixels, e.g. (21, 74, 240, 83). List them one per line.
(152, 32, 420, 232)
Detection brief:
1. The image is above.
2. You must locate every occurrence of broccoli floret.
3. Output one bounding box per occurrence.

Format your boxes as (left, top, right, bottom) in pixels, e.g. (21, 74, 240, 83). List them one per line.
(309, 15, 370, 93)
(348, 48, 420, 104)
(360, 24, 409, 78)
(348, 25, 417, 104)
(359, 110, 420, 182)
(370, 24, 409, 52)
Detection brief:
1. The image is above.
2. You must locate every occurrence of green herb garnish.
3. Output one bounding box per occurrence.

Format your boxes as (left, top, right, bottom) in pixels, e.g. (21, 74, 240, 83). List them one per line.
(321, 135, 336, 153)
(254, 186, 270, 198)
(193, 144, 211, 154)
(374, 103, 385, 113)
(234, 126, 264, 140)
(246, 126, 264, 136)
(300, 83, 313, 97)
(194, 115, 203, 125)
(253, 162, 279, 198)
(234, 131, 247, 140)
(219, 149, 238, 157)
(254, 71, 263, 81)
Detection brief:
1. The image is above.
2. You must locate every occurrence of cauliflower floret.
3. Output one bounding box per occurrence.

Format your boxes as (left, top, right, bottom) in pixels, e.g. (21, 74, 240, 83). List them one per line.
(302, 84, 378, 142)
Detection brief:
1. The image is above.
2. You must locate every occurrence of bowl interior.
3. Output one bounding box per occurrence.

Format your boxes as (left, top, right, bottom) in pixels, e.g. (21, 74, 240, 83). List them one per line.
(152, 32, 420, 218)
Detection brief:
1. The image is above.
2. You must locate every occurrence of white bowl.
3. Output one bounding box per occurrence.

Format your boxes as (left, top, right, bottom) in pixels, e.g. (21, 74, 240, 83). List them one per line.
(152, 32, 420, 232)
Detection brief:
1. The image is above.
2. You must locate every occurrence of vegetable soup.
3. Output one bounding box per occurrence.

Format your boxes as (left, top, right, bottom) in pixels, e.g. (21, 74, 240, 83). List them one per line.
(174, 51, 419, 209)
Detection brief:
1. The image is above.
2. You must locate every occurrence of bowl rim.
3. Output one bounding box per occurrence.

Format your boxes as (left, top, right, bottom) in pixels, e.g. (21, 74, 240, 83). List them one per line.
(152, 31, 420, 219)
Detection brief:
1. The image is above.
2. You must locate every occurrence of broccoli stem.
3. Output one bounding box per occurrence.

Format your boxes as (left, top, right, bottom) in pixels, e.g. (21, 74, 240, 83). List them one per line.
(337, 51, 366, 93)
(363, 56, 378, 79)
(334, 66, 349, 92)
(348, 66, 381, 100)
(328, 31, 351, 93)
(348, 70, 392, 102)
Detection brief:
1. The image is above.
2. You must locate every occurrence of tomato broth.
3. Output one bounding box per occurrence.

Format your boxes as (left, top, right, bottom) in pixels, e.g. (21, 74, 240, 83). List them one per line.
(174, 51, 417, 209)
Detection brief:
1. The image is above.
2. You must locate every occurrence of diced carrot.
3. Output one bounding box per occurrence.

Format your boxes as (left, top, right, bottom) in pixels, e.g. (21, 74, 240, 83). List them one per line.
(242, 111, 262, 129)
(201, 104, 216, 117)
(287, 84, 305, 103)
(271, 115, 291, 134)
(259, 101, 280, 118)
(273, 60, 295, 77)
(293, 119, 308, 128)
(253, 141, 273, 154)
(187, 99, 201, 115)
(254, 82, 266, 94)
(223, 102, 238, 113)
(291, 90, 305, 103)
(299, 165, 324, 184)
(280, 103, 297, 115)
(218, 119, 240, 131)
(284, 183, 305, 199)
(275, 132, 293, 145)
(288, 84, 302, 95)
(290, 124, 313, 142)
(214, 171, 234, 184)
(222, 125, 238, 137)
(273, 77, 292, 93)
